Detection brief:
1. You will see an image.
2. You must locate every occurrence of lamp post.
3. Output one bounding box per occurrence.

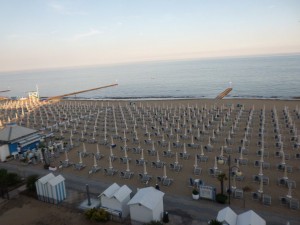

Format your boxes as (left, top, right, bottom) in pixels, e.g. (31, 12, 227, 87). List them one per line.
(218, 154, 242, 205)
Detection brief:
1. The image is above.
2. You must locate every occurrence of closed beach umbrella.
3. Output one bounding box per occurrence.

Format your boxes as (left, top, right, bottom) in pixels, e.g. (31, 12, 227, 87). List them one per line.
(96, 144, 100, 154)
(214, 157, 218, 170)
(109, 156, 113, 169)
(200, 145, 204, 156)
(124, 147, 128, 158)
(156, 150, 160, 163)
(168, 142, 171, 152)
(258, 177, 263, 194)
(283, 165, 288, 180)
(259, 162, 263, 176)
(126, 159, 130, 172)
(79, 152, 83, 164)
(141, 148, 144, 160)
(82, 143, 87, 153)
(143, 161, 147, 175)
(65, 151, 69, 162)
(175, 152, 178, 165)
(93, 155, 98, 167)
(110, 146, 114, 157)
(163, 164, 167, 178)
(194, 154, 198, 168)
(183, 143, 187, 154)
(281, 150, 286, 165)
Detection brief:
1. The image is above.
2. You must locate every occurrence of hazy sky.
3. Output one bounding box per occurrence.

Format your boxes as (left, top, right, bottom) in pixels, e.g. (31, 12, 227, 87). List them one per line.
(0, 0, 299, 72)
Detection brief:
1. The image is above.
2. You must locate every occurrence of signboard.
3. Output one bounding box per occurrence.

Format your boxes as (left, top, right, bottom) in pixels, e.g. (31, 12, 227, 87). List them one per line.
(199, 185, 216, 200)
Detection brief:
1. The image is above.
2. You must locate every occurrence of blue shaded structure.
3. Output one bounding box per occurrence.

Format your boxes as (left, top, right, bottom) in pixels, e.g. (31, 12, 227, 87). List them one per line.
(0, 123, 42, 161)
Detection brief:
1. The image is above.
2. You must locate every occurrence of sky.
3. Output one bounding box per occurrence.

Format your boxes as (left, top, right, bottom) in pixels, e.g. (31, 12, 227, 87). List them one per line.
(0, 0, 299, 72)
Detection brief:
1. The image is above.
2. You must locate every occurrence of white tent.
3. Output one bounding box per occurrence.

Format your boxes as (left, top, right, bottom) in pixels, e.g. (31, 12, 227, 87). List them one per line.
(99, 183, 132, 218)
(217, 207, 237, 225)
(236, 210, 266, 225)
(47, 175, 66, 204)
(35, 173, 55, 202)
(127, 187, 165, 224)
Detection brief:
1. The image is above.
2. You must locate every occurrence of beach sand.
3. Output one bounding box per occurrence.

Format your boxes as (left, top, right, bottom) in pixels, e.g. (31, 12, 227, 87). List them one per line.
(1, 98, 300, 223)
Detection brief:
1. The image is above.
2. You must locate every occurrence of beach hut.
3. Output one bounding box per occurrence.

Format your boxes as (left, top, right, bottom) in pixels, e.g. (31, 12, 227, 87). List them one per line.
(236, 210, 266, 225)
(99, 183, 132, 218)
(216, 207, 237, 225)
(127, 187, 165, 224)
(35, 173, 55, 202)
(47, 175, 66, 204)
(0, 123, 42, 161)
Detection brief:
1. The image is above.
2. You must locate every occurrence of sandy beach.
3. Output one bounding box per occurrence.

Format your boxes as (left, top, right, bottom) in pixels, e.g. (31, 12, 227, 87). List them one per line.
(1, 98, 300, 224)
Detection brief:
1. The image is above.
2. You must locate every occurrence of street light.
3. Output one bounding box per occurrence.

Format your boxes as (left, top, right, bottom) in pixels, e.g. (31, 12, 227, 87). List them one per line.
(218, 155, 242, 205)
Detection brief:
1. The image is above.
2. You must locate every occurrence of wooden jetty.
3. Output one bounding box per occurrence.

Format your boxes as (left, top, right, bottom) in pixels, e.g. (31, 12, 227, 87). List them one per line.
(215, 88, 232, 100)
(47, 83, 118, 101)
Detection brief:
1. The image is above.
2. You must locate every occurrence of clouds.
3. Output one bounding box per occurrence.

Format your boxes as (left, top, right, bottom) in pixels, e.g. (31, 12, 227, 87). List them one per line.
(70, 28, 102, 41)
(48, 2, 87, 15)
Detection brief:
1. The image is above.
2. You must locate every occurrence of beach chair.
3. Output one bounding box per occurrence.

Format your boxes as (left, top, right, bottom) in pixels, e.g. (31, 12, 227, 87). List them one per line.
(233, 189, 243, 199)
(262, 194, 272, 206)
(132, 147, 142, 154)
(289, 199, 300, 209)
(179, 152, 190, 160)
(193, 167, 202, 175)
(197, 154, 208, 162)
(162, 178, 173, 186)
(119, 157, 131, 164)
(88, 165, 101, 174)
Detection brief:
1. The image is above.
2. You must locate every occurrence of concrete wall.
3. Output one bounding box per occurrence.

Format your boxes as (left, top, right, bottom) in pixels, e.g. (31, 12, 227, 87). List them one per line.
(152, 200, 164, 221)
(101, 196, 122, 211)
(0, 144, 9, 162)
(129, 204, 152, 223)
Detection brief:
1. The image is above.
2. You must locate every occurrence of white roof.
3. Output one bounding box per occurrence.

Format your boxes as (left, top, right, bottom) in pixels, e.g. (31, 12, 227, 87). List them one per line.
(48, 175, 65, 186)
(127, 187, 164, 210)
(113, 185, 132, 202)
(237, 210, 266, 225)
(0, 123, 37, 142)
(217, 207, 237, 225)
(38, 173, 55, 185)
(101, 183, 120, 198)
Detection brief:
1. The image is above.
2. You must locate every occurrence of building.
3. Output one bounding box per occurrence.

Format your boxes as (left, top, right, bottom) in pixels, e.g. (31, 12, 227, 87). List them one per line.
(47, 175, 66, 204)
(0, 123, 42, 161)
(216, 207, 266, 225)
(127, 187, 165, 224)
(99, 183, 132, 218)
(35, 173, 56, 202)
(236, 210, 266, 225)
(216, 206, 237, 225)
(35, 173, 66, 205)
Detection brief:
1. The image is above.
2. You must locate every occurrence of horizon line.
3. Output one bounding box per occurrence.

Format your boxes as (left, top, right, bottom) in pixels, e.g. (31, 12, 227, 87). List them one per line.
(1, 51, 299, 74)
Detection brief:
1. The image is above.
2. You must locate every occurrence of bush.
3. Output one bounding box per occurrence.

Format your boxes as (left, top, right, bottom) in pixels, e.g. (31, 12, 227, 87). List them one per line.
(26, 175, 39, 192)
(192, 189, 199, 195)
(85, 208, 109, 222)
(208, 219, 222, 225)
(216, 193, 228, 204)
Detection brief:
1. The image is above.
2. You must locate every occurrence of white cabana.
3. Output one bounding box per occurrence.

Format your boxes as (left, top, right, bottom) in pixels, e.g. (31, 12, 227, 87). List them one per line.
(99, 183, 132, 218)
(128, 187, 165, 224)
(47, 174, 66, 204)
(217, 206, 237, 225)
(236, 210, 266, 225)
(35, 173, 55, 202)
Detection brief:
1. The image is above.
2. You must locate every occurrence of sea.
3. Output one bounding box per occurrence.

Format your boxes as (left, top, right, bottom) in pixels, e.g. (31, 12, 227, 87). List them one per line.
(0, 54, 299, 100)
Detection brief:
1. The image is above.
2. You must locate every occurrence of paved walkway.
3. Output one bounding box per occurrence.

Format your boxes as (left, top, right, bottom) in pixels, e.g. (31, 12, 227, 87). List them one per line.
(1, 162, 299, 225)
